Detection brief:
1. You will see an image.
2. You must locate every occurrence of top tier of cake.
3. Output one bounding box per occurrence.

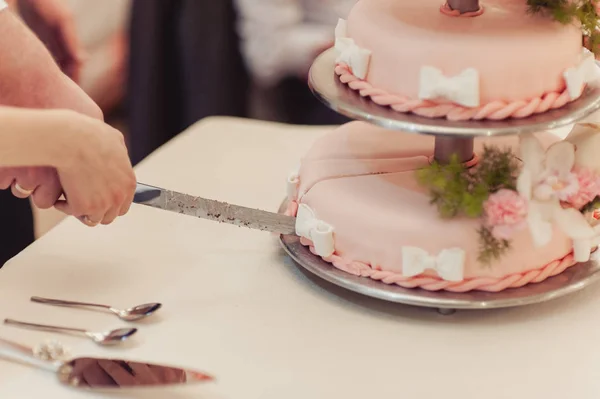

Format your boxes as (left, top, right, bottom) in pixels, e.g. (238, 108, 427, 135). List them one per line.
(335, 0, 597, 120)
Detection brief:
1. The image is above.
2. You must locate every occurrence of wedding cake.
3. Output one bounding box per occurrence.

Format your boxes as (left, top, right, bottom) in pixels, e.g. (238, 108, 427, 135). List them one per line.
(284, 0, 600, 292)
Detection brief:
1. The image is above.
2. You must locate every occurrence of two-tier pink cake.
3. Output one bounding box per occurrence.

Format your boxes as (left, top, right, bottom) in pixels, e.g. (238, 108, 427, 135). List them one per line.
(284, 0, 600, 292)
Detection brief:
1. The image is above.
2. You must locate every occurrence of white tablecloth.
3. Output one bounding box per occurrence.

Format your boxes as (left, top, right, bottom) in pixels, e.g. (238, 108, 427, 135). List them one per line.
(0, 116, 599, 399)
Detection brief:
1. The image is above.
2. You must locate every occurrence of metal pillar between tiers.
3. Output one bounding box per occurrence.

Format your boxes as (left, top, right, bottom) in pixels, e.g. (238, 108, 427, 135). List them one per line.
(434, 137, 474, 164)
(447, 0, 480, 13)
(436, 0, 479, 164)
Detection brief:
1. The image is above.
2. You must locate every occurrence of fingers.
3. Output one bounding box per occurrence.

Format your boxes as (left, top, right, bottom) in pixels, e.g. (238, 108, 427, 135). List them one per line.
(119, 182, 135, 217)
(101, 207, 119, 226)
(53, 199, 70, 215)
(52, 117, 136, 227)
(55, 200, 102, 227)
(31, 168, 62, 209)
(9, 168, 62, 208)
(0, 168, 17, 190)
(54, 199, 117, 228)
(81, 215, 102, 227)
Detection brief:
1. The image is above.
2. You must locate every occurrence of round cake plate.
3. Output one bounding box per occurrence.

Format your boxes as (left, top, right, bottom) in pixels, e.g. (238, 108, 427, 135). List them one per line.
(309, 49, 600, 137)
(278, 201, 600, 313)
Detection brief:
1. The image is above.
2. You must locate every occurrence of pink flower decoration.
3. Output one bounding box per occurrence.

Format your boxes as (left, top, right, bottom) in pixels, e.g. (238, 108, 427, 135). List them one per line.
(483, 189, 528, 240)
(566, 168, 600, 209)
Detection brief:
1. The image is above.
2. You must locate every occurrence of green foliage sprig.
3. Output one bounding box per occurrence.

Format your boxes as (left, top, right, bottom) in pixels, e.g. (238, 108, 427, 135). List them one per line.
(581, 195, 600, 213)
(416, 146, 519, 219)
(527, 0, 600, 54)
(416, 146, 520, 265)
(477, 226, 511, 265)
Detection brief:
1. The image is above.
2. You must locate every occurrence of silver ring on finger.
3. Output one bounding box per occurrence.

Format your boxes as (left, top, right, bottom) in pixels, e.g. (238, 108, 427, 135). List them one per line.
(14, 182, 35, 197)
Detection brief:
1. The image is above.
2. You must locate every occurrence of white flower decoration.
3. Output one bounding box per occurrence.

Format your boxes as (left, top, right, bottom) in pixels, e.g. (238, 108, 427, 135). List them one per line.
(565, 123, 600, 174)
(517, 134, 597, 262)
(33, 340, 70, 361)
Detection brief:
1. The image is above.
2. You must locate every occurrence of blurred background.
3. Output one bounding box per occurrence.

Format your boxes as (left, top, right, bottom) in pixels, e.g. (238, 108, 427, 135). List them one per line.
(32, 0, 354, 236)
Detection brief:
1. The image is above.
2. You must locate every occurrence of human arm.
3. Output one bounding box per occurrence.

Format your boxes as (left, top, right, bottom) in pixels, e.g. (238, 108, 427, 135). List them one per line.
(0, 106, 136, 225)
(0, 4, 101, 118)
(234, 0, 333, 87)
(0, 107, 85, 167)
(0, 2, 102, 206)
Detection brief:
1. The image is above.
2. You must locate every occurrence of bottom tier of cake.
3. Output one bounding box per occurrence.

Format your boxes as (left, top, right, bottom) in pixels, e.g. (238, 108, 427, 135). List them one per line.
(284, 122, 600, 292)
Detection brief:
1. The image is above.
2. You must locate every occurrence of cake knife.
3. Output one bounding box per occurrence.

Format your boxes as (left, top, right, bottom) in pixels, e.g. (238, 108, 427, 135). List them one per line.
(0, 337, 213, 389)
(133, 182, 297, 234)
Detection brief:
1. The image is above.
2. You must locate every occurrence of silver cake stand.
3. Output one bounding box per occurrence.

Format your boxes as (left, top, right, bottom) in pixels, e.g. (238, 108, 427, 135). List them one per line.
(278, 49, 600, 314)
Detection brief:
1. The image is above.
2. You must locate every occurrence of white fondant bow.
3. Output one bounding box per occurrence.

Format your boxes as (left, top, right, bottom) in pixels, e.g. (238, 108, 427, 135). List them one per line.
(564, 48, 600, 100)
(286, 166, 300, 201)
(402, 246, 465, 282)
(295, 204, 335, 257)
(334, 19, 371, 80)
(418, 66, 480, 108)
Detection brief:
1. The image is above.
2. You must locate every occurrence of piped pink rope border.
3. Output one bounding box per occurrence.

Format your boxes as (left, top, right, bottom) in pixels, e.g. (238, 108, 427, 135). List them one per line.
(285, 201, 577, 293)
(335, 64, 577, 121)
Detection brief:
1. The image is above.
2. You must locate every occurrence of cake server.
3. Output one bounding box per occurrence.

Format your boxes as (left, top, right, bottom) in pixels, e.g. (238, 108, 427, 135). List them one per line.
(0, 337, 213, 389)
(134, 182, 297, 234)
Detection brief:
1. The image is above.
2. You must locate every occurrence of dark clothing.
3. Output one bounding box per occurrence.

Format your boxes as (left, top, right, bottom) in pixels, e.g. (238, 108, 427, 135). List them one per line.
(127, 0, 348, 166)
(127, 0, 250, 165)
(0, 191, 34, 268)
(265, 77, 349, 126)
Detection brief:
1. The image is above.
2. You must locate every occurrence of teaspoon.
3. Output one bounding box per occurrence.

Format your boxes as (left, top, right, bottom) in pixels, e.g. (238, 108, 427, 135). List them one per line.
(4, 319, 137, 346)
(31, 296, 161, 322)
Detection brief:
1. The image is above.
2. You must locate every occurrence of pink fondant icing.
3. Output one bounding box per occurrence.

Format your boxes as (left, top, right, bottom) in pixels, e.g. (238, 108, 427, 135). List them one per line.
(336, 64, 576, 121)
(339, 0, 584, 120)
(289, 121, 580, 292)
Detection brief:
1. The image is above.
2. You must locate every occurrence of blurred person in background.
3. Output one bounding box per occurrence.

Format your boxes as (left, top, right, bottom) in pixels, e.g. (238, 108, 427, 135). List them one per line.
(126, 0, 355, 166)
(127, 0, 249, 165)
(61, 0, 130, 116)
(234, 0, 356, 125)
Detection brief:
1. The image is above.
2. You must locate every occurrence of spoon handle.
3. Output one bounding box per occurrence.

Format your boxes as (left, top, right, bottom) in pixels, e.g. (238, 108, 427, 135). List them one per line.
(4, 319, 87, 335)
(31, 296, 111, 310)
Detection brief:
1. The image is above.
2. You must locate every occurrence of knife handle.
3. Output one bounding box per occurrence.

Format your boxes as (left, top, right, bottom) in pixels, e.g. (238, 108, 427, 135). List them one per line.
(133, 182, 162, 204)
(0, 337, 61, 372)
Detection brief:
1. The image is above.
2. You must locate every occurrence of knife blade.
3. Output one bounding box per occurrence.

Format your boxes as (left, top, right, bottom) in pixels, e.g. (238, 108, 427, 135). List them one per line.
(0, 337, 213, 389)
(133, 183, 297, 235)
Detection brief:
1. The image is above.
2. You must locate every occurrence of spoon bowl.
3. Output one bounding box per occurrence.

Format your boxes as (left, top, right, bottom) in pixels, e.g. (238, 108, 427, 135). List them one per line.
(112, 303, 162, 322)
(4, 319, 138, 346)
(87, 328, 138, 345)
